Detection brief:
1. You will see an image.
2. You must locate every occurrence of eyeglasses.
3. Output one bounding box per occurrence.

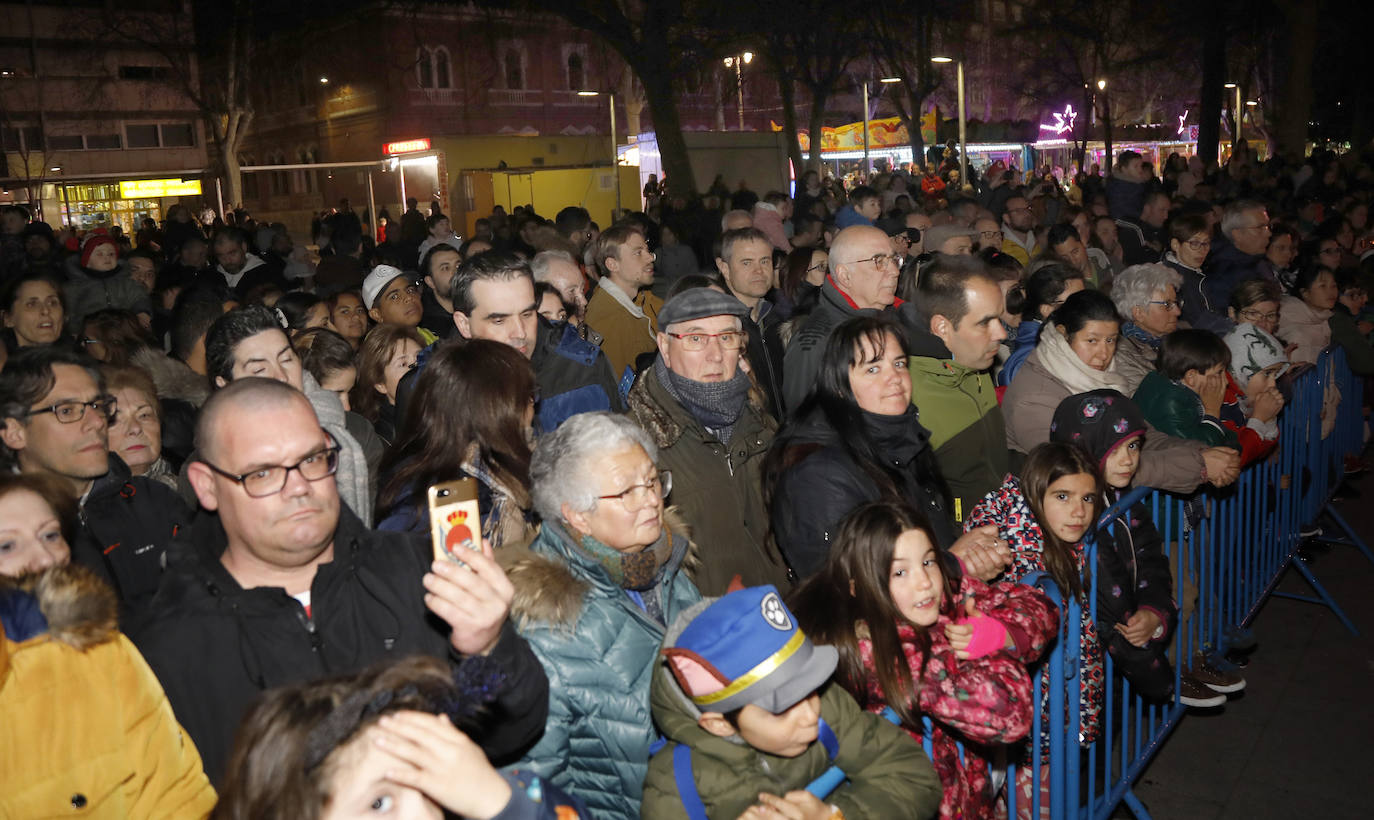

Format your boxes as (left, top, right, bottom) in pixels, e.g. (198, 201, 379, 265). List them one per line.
(1183, 238, 1211, 251)
(201, 444, 341, 497)
(1007, 206, 1033, 215)
(979, 230, 1004, 239)
(26, 396, 117, 424)
(841, 252, 902, 270)
(384, 282, 422, 302)
(1237, 224, 1272, 233)
(805, 261, 828, 273)
(665, 331, 746, 351)
(1319, 248, 1342, 256)
(1239, 308, 1280, 323)
(597, 470, 672, 511)
(1147, 299, 1183, 311)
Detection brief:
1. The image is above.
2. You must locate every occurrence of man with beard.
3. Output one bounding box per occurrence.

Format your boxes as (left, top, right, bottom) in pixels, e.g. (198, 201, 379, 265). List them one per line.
(584, 225, 663, 377)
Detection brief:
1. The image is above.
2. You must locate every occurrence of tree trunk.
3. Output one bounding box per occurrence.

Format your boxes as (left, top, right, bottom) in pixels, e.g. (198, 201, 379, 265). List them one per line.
(1102, 94, 1113, 173)
(777, 74, 805, 186)
(638, 63, 697, 197)
(222, 144, 243, 210)
(805, 89, 829, 175)
(619, 71, 644, 137)
(906, 89, 926, 167)
(1275, 0, 1316, 157)
(1197, 0, 1225, 165)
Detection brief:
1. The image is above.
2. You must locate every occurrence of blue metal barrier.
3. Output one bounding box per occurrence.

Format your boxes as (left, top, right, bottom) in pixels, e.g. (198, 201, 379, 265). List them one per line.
(1007, 348, 1367, 820)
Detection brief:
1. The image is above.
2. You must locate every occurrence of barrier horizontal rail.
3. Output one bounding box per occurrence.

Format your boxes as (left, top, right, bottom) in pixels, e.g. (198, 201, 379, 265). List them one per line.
(1006, 347, 1367, 820)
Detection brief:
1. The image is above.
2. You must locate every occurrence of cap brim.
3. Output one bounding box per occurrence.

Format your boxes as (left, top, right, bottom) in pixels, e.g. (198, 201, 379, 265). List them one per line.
(707, 640, 839, 715)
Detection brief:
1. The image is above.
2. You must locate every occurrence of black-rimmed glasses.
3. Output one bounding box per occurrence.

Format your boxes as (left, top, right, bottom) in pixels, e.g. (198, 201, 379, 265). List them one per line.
(25, 396, 117, 425)
(201, 444, 341, 497)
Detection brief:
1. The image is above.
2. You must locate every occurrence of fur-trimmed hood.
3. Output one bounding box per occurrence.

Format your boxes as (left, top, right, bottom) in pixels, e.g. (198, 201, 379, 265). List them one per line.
(501, 507, 698, 630)
(1, 564, 119, 680)
(130, 346, 210, 407)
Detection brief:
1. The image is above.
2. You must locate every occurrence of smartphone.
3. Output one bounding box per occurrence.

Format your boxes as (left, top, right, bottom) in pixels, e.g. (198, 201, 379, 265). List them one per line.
(427, 478, 482, 565)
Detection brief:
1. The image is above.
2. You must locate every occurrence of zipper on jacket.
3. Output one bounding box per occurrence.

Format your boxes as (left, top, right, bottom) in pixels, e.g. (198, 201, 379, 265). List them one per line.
(295, 607, 323, 653)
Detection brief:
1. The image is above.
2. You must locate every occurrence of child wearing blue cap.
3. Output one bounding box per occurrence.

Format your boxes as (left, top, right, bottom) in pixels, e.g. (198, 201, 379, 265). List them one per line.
(641, 585, 941, 819)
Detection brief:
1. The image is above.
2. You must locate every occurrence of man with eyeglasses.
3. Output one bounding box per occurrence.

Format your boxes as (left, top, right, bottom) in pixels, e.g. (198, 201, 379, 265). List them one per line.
(782, 225, 901, 411)
(362, 263, 439, 345)
(999, 194, 1041, 266)
(1163, 212, 1234, 335)
(1203, 199, 1274, 311)
(131, 377, 549, 785)
(0, 346, 190, 614)
(626, 288, 792, 594)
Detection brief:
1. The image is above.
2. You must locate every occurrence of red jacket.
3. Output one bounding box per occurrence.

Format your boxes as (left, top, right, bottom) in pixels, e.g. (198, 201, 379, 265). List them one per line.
(854, 575, 1059, 820)
(1220, 372, 1280, 467)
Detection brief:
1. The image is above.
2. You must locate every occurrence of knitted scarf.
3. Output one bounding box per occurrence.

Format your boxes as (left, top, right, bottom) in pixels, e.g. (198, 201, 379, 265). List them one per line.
(1035, 322, 1131, 396)
(1120, 321, 1162, 351)
(569, 522, 674, 592)
(654, 356, 751, 443)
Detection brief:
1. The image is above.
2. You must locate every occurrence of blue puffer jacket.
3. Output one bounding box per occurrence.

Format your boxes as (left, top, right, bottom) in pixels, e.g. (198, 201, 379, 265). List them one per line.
(503, 512, 702, 820)
(999, 318, 1042, 387)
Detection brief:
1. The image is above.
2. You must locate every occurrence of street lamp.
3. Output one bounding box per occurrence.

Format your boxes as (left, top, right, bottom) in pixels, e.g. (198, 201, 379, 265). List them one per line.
(722, 52, 754, 131)
(578, 90, 622, 217)
(319, 76, 329, 85)
(1224, 82, 1242, 142)
(931, 56, 966, 189)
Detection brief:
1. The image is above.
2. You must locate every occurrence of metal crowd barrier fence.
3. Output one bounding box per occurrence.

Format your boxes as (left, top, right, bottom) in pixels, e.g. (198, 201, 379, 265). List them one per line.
(1004, 347, 1369, 820)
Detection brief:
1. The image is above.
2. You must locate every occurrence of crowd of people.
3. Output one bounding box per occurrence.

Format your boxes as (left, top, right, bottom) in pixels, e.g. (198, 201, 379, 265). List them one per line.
(2, 136, 1373, 819)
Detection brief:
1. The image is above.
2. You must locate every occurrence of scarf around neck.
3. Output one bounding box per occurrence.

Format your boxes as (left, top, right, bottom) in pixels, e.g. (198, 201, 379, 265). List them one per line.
(654, 356, 751, 443)
(1036, 322, 1131, 396)
(568, 521, 673, 591)
(1121, 322, 1161, 350)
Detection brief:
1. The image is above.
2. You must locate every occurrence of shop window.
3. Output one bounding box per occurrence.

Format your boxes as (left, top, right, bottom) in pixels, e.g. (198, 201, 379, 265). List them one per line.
(86, 134, 122, 150)
(126, 124, 160, 148)
(1, 126, 42, 152)
(567, 52, 584, 92)
(160, 123, 195, 147)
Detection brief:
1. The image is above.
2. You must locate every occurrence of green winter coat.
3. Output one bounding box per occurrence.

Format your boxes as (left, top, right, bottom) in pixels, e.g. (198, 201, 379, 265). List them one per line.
(1328, 304, 1374, 376)
(1133, 370, 1239, 449)
(641, 614, 942, 820)
(627, 365, 793, 595)
(503, 513, 703, 820)
(908, 354, 1008, 524)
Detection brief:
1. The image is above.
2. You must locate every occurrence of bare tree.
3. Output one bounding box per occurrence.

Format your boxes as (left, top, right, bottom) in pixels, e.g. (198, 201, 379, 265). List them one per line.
(865, 1, 968, 166)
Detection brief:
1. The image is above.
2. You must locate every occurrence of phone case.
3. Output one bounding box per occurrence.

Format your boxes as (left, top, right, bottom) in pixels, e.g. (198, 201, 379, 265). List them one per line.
(427, 478, 482, 564)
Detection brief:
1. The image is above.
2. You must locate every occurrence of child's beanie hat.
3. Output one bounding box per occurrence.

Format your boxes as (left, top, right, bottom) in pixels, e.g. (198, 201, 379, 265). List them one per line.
(662, 585, 838, 714)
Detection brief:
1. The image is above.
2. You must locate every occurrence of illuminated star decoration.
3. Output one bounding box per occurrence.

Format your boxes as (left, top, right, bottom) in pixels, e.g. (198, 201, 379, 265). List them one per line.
(1178, 109, 1189, 136)
(1039, 104, 1078, 136)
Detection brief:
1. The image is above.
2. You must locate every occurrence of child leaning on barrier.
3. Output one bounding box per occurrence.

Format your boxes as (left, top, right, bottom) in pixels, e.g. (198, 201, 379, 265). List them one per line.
(788, 501, 1059, 820)
(1048, 390, 1233, 708)
(641, 585, 941, 820)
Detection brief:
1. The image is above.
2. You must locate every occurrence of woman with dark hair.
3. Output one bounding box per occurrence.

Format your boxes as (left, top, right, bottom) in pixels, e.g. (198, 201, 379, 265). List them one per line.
(274, 292, 334, 341)
(999, 262, 1085, 386)
(376, 339, 536, 551)
(764, 316, 1006, 579)
(350, 324, 424, 443)
(1162, 212, 1233, 334)
(1263, 222, 1301, 291)
(327, 289, 369, 350)
(213, 656, 584, 820)
(79, 308, 154, 366)
(776, 246, 828, 323)
(788, 501, 1057, 820)
(1278, 265, 1339, 365)
(1, 271, 67, 349)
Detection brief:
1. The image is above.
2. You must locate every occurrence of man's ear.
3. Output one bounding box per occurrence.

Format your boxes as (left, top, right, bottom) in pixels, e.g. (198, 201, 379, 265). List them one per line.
(0, 417, 27, 454)
(423, 274, 437, 295)
(368, 307, 384, 324)
(714, 257, 730, 278)
(213, 375, 228, 390)
(832, 261, 852, 292)
(930, 313, 954, 345)
(454, 310, 473, 339)
(186, 461, 220, 512)
(656, 331, 673, 365)
(698, 712, 738, 739)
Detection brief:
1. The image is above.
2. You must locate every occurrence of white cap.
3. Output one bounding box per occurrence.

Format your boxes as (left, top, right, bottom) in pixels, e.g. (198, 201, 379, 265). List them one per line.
(361, 264, 407, 309)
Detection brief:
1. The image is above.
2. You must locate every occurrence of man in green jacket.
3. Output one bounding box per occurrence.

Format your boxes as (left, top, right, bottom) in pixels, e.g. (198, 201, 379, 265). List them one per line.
(642, 586, 940, 820)
(628, 288, 793, 594)
(904, 254, 1010, 523)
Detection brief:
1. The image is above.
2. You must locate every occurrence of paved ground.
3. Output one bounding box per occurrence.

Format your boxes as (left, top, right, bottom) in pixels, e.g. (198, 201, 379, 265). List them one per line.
(1130, 478, 1374, 819)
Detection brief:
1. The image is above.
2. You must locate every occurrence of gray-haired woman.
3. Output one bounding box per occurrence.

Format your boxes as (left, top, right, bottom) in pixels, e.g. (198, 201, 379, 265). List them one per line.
(1111, 263, 1184, 392)
(503, 411, 702, 820)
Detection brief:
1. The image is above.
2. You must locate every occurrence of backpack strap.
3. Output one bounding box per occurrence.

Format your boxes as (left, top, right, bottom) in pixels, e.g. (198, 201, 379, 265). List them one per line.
(673, 744, 709, 820)
(817, 718, 840, 760)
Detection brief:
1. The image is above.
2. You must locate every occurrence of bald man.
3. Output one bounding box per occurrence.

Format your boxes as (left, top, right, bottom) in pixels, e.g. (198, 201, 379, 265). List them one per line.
(781, 225, 901, 410)
(132, 379, 549, 784)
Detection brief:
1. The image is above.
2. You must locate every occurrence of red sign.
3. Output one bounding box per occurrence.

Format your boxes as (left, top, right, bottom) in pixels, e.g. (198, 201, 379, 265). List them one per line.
(384, 138, 431, 155)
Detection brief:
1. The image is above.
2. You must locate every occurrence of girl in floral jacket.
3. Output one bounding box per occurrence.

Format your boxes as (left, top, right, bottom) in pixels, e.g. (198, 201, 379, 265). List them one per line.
(790, 501, 1059, 820)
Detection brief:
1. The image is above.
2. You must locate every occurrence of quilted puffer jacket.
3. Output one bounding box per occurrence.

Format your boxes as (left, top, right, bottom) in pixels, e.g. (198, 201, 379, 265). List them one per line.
(503, 512, 703, 820)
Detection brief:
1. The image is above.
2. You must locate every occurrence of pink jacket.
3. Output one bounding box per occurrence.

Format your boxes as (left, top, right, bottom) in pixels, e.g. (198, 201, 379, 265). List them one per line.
(751, 202, 791, 252)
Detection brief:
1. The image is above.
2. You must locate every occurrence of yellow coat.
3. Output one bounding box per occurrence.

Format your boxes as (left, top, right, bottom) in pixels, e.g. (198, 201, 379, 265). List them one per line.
(584, 279, 663, 377)
(0, 565, 216, 819)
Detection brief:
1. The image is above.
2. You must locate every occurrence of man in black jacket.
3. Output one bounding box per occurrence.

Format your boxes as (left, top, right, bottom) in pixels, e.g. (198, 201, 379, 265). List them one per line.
(0, 347, 188, 615)
(397, 251, 625, 432)
(716, 227, 786, 420)
(131, 378, 549, 784)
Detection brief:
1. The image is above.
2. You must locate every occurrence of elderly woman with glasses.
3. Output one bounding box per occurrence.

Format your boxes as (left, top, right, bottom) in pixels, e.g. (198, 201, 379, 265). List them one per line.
(1110, 263, 1185, 392)
(504, 411, 701, 819)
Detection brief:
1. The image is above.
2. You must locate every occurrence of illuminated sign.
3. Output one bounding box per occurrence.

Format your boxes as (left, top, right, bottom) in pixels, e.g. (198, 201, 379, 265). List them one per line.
(1038, 104, 1078, 136)
(1178, 109, 1189, 135)
(119, 178, 202, 198)
(384, 138, 432, 155)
